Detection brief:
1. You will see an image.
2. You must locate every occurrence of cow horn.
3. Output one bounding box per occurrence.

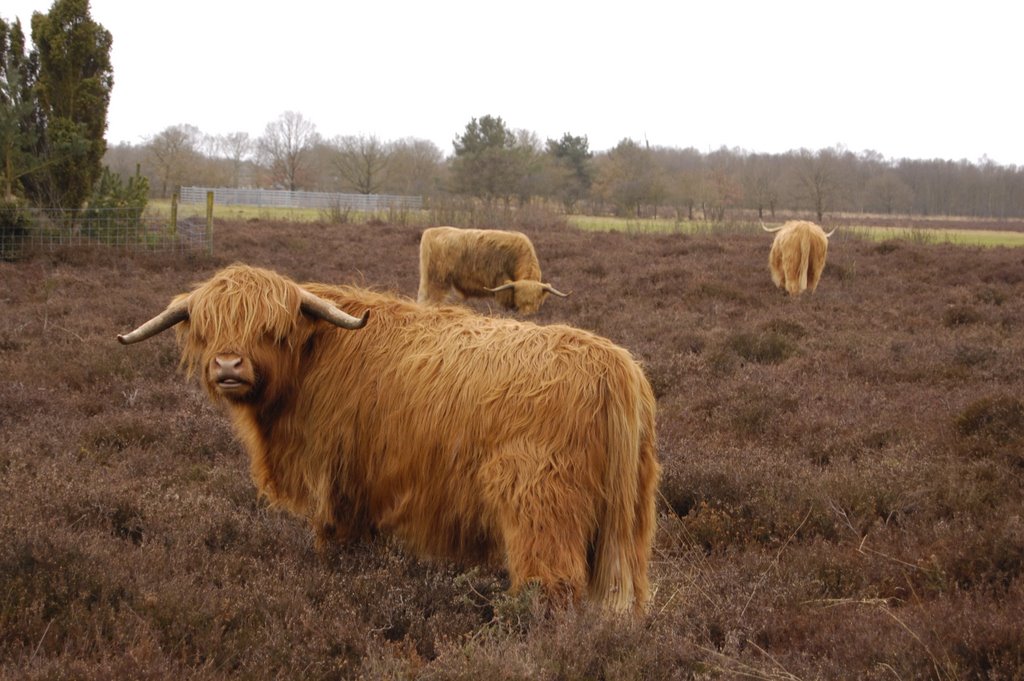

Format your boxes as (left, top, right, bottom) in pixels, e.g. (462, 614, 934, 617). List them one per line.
(299, 289, 369, 329)
(117, 298, 190, 344)
(484, 283, 516, 294)
(824, 227, 838, 238)
(760, 221, 783, 233)
(542, 284, 570, 298)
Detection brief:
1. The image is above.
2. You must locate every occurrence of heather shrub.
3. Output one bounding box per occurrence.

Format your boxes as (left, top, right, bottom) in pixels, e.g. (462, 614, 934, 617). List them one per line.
(692, 280, 747, 303)
(939, 516, 1024, 591)
(954, 395, 1024, 469)
(78, 412, 162, 460)
(759, 317, 807, 339)
(2, 219, 1023, 678)
(725, 330, 796, 364)
(943, 303, 984, 327)
(981, 263, 1024, 285)
(956, 395, 1024, 444)
(950, 342, 997, 368)
(974, 285, 1007, 305)
(825, 260, 852, 281)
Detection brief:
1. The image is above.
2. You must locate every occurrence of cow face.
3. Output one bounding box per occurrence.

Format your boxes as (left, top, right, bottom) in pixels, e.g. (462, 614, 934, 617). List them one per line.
(511, 280, 549, 315)
(186, 317, 306, 407)
(119, 265, 368, 407)
(487, 280, 570, 315)
(173, 269, 302, 404)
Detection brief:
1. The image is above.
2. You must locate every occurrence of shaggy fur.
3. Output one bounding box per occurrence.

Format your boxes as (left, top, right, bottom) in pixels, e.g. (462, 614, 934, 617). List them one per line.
(417, 226, 562, 315)
(130, 264, 660, 613)
(766, 220, 831, 295)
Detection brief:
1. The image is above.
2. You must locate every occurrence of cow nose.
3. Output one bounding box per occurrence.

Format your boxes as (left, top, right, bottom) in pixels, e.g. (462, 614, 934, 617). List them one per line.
(213, 354, 245, 382)
(215, 356, 242, 371)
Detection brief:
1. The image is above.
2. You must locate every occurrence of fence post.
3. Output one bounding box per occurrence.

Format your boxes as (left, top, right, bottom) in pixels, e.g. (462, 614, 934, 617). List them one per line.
(171, 192, 179, 235)
(206, 191, 214, 255)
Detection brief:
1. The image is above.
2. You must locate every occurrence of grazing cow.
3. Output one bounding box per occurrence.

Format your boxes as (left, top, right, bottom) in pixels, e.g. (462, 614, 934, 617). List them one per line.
(762, 220, 836, 295)
(417, 226, 569, 315)
(118, 264, 659, 613)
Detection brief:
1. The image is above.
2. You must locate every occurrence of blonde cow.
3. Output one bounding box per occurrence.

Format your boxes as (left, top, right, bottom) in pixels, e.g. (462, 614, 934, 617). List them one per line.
(762, 220, 836, 295)
(417, 226, 568, 315)
(117, 264, 659, 613)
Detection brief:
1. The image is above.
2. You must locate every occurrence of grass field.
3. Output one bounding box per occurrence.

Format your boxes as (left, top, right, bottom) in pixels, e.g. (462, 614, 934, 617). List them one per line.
(844, 225, 1024, 247)
(149, 199, 1024, 247)
(2, 219, 1022, 678)
(568, 215, 1024, 247)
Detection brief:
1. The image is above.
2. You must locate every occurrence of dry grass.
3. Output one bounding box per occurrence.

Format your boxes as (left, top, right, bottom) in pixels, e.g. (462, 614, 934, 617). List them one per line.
(2, 220, 1023, 679)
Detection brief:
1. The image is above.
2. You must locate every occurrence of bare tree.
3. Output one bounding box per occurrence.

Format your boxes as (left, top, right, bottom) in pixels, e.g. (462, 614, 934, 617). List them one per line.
(697, 148, 743, 221)
(789, 147, 846, 223)
(257, 111, 319, 191)
(864, 170, 914, 214)
(741, 153, 782, 219)
(329, 134, 391, 194)
(592, 139, 665, 217)
(217, 132, 253, 187)
(651, 146, 701, 221)
(145, 124, 202, 198)
(387, 138, 444, 196)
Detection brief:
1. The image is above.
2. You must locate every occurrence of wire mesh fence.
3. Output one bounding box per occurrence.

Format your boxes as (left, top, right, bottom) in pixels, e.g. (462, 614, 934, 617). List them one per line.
(179, 186, 422, 211)
(0, 207, 211, 261)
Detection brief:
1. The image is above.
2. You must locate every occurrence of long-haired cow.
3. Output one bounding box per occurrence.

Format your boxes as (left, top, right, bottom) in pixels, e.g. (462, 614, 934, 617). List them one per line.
(118, 264, 659, 613)
(417, 226, 569, 315)
(762, 220, 836, 295)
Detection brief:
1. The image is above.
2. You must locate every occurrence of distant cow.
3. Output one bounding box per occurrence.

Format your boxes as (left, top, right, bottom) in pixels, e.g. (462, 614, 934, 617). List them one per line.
(417, 226, 569, 315)
(762, 220, 836, 295)
(118, 264, 659, 613)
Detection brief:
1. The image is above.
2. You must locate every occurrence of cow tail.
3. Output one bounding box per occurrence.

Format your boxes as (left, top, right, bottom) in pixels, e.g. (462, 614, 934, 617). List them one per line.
(799, 230, 811, 292)
(590, 364, 658, 613)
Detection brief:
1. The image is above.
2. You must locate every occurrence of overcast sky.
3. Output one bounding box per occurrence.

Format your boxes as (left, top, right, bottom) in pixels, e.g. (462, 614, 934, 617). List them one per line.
(4, 1, 1020, 165)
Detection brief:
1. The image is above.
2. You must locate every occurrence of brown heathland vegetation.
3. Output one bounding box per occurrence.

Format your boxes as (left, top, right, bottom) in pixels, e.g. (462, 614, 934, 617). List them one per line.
(2, 218, 1023, 679)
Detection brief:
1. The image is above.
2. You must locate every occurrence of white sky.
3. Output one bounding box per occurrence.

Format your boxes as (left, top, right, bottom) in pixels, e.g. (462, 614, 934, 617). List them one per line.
(4, 0, 1021, 165)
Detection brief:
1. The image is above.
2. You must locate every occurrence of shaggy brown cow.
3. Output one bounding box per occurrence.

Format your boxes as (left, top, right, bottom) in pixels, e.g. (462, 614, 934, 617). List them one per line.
(417, 226, 569, 315)
(118, 264, 659, 613)
(762, 220, 836, 295)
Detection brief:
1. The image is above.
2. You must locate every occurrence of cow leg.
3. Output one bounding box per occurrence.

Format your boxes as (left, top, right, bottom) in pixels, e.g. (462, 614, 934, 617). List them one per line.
(502, 514, 590, 606)
(807, 248, 826, 293)
(806, 265, 822, 293)
(311, 481, 365, 553)
(485, 449, 592, 606)
(769, 246, 785, 290)
(314, 521, 338, 553)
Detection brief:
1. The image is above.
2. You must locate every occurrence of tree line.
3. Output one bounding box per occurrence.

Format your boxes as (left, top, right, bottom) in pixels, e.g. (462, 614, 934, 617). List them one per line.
(5, 4, 1024, 222)
(105, 113, 1024, 221)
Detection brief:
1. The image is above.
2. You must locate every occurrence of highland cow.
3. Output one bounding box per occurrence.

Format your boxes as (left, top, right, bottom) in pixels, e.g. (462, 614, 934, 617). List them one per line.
(762, 220, 836, 295)
(118, 264, 659, 613)
(417, 226, 569, 315)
